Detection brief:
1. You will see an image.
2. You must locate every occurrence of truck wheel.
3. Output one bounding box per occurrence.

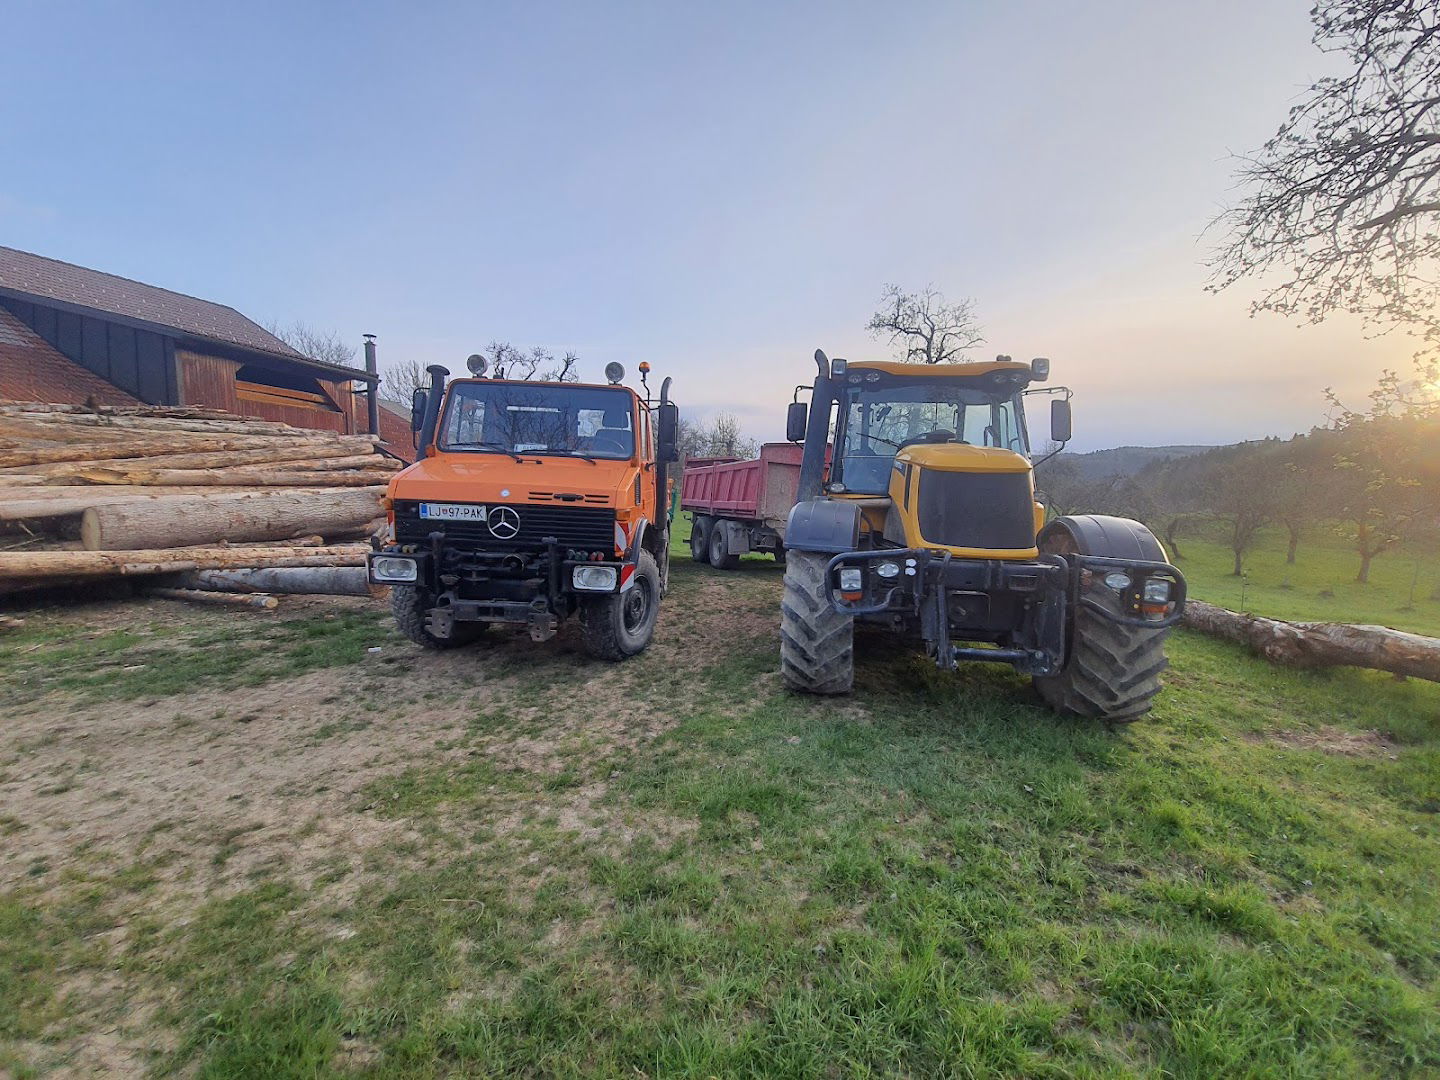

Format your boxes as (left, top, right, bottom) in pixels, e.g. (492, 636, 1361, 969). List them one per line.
(582, 550, 660, 661)
(391, 586, 487, 650)
(780, 550, 853, 694)
(708, 522, 740, 570)
(690, 515, 711, 563)
(1033, 526, 1169, 723)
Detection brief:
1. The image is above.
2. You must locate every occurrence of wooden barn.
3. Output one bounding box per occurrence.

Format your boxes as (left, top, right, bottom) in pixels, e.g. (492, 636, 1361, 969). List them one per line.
(0, 246, 412, 455)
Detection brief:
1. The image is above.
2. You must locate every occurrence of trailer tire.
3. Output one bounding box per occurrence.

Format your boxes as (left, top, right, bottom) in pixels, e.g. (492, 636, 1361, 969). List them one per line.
(391, 586, 488, 650)
(780, 550, 853, 694)
(690, 515, 712, 563)
(582, 550, 661, 661)
(708, 521, 741, 570)
(1032, 524, 1169, 723)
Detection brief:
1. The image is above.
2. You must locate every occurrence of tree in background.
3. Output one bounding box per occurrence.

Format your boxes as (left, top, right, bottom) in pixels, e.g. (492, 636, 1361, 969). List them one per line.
(262, 321, 356, 369)
(678, 413, 758, 460)
(866, 284, 984, 364)
(381, 345, 580, 401)
(1211, 0, 1440, 357)
(1271, 434, 1330, 564)
(383, 358, 431, 399)
(1207, 452, 1281, 577)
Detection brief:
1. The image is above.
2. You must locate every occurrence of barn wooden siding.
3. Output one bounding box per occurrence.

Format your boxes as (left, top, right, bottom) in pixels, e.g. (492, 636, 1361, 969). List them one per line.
(176, 350, 360, 433)
(0, 296, 177, 404)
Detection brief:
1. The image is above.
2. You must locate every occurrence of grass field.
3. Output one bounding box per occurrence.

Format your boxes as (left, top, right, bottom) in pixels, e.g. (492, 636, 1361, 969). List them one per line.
(0, 528, 1437, 1077)
(1170, 523, 1440, 637)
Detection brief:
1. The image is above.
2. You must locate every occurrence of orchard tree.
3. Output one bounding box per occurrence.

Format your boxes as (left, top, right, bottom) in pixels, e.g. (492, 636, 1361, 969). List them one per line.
(866, 284, 984, 364)
(1207, 454, 1279, 577)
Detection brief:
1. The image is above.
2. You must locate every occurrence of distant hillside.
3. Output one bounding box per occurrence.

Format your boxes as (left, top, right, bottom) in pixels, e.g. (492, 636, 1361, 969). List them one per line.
(1062, 444, 1214, 481)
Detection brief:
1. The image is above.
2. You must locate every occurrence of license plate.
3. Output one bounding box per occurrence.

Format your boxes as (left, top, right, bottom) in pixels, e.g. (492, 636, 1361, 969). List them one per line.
(418, 502, 487, 521)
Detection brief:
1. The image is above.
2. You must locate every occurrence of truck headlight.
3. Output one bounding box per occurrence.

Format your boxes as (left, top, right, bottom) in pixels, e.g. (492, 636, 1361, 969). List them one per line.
(1142, 578, 1172, 604)
(573, 565, 618, 591)
(370, 555, 418, 583)
(837, 567, 863, 592)
(875, 560, 900, 580)
(1102, 571, 1132, 591)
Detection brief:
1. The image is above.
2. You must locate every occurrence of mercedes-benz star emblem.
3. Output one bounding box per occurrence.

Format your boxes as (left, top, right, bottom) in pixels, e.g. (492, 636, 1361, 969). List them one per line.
(487, 505, 521, 540)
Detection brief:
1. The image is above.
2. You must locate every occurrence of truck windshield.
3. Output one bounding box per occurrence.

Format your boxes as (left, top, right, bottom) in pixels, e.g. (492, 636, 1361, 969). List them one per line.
(440, 382, 636, 460)
(836, 381, 1027, 493)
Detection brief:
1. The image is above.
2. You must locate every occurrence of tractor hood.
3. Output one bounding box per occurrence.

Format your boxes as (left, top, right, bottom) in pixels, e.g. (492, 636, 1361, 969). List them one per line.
(893, 442, 1032, 474)
(386, 452, 634, 506)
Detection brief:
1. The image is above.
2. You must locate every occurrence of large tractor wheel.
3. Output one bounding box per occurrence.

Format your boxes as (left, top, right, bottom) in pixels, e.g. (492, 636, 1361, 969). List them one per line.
(708, 521, 740, 570)
(391, 586, 489, 650)
(780, 550, 853, 694)
(689, 515, 712, 563)
(1033, 518, 1170, 723)
(582, 550, 661, 661)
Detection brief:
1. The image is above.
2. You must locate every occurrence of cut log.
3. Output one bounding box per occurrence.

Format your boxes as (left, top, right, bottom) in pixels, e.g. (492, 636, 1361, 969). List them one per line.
(0, 437, 383, 476)
(80, 489, 384, 550)
(145, 586, 278, 610)
(0, 543, 368, 583)
(1183, 599, 1440, 683)
(169, 567, 380, 597)
(74, 466, 394, 487)
(1, 486, 377, 521)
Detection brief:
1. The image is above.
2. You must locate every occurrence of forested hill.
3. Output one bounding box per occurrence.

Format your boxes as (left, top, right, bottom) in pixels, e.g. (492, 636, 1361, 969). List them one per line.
(1059, 444, 1213, 481)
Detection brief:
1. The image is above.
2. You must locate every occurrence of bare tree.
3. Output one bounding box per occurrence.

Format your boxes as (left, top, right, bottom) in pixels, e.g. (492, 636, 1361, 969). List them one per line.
(1209, 0, 1440, 353)
(866, 284, 984, 364)
(383, 358, 432, 399)
(262, 321, 356, 369)
(485, 342, 579, 382)
(678, 412, 758, 460)
(1208, 458, 1276, 577)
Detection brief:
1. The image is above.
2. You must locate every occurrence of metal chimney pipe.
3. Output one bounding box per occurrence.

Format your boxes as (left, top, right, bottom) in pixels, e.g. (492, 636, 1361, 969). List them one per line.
(362, 334, 380, 436)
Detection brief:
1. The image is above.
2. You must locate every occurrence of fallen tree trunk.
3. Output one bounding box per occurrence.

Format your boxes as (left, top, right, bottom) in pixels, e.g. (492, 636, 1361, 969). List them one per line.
(1183, 599, 1440, 682)
(74, 466, 394, 487)
(0, 543, 368, 583)
(145, 586, 278, 610)
(1, 438, 382, 477)
(168, 566, 379, 597)
(79, 489, 383, 550)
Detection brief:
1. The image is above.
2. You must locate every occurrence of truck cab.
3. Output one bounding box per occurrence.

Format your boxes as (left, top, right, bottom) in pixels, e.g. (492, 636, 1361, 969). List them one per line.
(368, 360, 679, 659)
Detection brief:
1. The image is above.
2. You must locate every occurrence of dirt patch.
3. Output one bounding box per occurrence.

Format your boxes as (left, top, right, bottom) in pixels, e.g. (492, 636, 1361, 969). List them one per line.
(1245, 725, 1396, 757)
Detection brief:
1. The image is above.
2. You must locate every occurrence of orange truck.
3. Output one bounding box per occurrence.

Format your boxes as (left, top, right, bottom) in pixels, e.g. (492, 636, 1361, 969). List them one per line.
(367, 357, 679, 659)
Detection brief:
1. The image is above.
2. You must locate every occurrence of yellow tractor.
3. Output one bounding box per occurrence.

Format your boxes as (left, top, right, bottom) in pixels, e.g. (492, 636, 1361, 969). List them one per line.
(780, 351, 1186, 722)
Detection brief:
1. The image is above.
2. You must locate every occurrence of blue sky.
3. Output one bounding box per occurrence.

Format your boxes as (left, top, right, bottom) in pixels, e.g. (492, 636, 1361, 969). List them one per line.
(0, 1, 1410, 450)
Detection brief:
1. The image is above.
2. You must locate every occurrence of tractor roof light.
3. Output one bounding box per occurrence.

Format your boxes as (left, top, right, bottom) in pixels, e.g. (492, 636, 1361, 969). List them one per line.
(831, 358, 848, 378)
(466, 353, 489, 376)
(605, 362, 626, 384)
(1031, 357, 1050, 381)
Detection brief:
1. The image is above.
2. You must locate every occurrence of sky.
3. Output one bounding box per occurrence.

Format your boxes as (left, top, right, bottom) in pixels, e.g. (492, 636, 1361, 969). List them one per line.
(0, 0, 1416, 451)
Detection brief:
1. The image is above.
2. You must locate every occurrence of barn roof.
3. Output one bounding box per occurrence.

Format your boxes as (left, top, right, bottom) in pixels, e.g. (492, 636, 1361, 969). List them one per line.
(0, 306, 140, 407)
(0, 246, 371, 381)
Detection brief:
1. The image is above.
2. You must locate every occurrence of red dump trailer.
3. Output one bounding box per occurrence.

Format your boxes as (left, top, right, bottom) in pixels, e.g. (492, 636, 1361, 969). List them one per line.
(681, 442, 808, 568)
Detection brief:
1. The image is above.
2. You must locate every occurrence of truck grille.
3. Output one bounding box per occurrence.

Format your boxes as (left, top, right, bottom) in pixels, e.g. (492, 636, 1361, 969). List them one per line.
(916, 470, 1035, 551)
(393, 500, 616, 552)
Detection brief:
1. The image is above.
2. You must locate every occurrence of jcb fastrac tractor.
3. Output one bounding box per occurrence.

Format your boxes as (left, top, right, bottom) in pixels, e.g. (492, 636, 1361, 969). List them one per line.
(779, 351, 1186, 722)
(367, 357, 679, 660)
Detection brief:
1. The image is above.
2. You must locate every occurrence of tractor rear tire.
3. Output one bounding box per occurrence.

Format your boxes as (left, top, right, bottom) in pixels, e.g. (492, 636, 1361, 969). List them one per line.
(690, 515, 712, 563)
(1033, 588, 1168, 723)
(391, 586, 488, 650)
(708, 521, 740, 570)
(582, 550, 661, 661)
(780, 550, 853, 694)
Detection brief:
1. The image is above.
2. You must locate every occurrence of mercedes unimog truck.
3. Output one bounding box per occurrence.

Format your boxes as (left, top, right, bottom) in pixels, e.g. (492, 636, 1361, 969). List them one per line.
(367, 357, 679, 660)
(777, 350, 1187, 722)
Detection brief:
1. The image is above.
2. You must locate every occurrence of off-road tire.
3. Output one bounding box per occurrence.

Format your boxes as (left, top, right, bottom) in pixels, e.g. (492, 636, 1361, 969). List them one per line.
(708, 521, 740, 570)
(1033, 588, 1168, 723)
(690, 516, 712, 563)
(391, 586, 488, 650)
(582, 550, 661, 661)
(780, 550, 853, 694)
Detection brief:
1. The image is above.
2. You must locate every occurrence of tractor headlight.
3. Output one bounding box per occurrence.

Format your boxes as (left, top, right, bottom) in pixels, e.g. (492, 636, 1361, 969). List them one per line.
(1102, 571, 1132, 591)
(875, 560, 901, 580)
(573, 565, 618, 591)
(370, 555, 418, 583)
(837, 567, 864, 592)
(1142, 578, 1172, 604)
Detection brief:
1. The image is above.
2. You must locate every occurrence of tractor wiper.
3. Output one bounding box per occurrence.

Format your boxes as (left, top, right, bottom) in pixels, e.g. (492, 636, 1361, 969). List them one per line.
(539, 449, 598, 465)
(450, 441, 525, 462)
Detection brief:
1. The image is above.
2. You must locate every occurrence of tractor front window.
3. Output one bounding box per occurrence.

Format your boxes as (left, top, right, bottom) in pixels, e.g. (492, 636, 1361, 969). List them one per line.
(835, 381, 1027, 493)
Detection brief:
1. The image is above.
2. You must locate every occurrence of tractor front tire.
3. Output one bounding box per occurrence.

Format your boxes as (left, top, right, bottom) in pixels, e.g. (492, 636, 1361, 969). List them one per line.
(582, 550, 661, 661)
(708, 521, 740, 570)
(780, 550, 853, 694)
(391, 586, 488, 650)
(690, 515, 712, 563)
(1033, 588, 1168, 723)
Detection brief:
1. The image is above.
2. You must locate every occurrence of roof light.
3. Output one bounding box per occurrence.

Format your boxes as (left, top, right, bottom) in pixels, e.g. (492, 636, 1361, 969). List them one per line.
(466, 354, 488, 376)
(604, 362, 625, 384)
(1031, 357, 1050, 381)
(831, 359, 848, 377)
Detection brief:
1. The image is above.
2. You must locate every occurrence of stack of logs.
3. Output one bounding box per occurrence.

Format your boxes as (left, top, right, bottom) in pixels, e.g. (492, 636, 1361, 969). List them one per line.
(0, 402, 400, 604)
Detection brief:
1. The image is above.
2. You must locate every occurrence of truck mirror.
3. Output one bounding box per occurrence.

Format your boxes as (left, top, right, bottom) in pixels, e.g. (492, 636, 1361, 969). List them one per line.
(1050, 399, 1072, 444)
(786, 401, 808, 442)
(656, 402, 680, 462)
(410, 389, 428, 433)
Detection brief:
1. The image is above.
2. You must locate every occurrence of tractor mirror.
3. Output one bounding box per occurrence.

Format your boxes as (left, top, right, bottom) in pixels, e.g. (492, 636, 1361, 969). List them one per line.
(1050, 399, 1072, 444)
(656, 402, 680, 462)
(786, 401, 808, 442)
(410, 389, 428, 433)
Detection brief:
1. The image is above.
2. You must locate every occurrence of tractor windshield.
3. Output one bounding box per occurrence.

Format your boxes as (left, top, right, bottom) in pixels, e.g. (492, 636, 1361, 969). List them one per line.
(835, 380, 1027, 493)
(439, 382, 637, 460)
